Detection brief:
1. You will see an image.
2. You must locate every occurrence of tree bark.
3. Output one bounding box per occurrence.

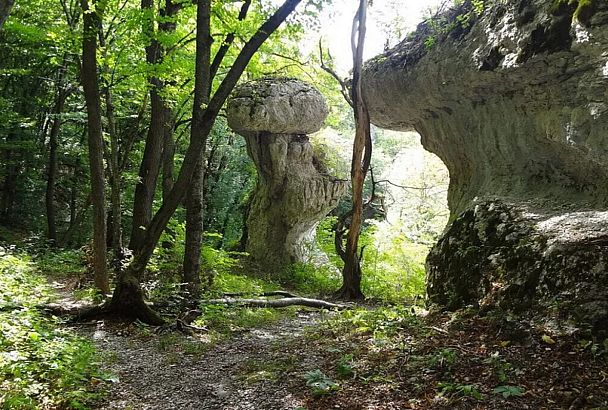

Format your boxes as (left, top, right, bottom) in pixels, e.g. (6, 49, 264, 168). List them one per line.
(45, 57, 70, 242)
(183, 0, 212, 298)
(0, 0, 15, 31)
(109, 0, 304, 324)
(337, 0, 370, 301)
(161, 118, 175, 201)
(184, 161, 205, 295)
(1, 132, 19, 224)
(99, 24, 123, 265)
(129, 0, 180, 253)
(81, 0, 110, 295)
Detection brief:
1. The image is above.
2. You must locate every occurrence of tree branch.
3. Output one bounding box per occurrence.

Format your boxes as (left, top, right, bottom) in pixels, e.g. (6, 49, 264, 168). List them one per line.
(209, 0, 252, 82)
(318, 38, 353, 108)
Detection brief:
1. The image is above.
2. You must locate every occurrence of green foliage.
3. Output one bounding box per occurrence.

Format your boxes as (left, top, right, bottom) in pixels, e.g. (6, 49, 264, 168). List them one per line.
(302, 369, 339, 396)
(316, 217, 428, 302)
(193, 304, 288, 336)
(0, 249, 99, 409)
(328, 306, 420, 339)
(203, 119, 256, 248)
(360, 225, 427, 302)
(492, 385, 524, 398)
(552, 0, 596, 22)
(438, 382, 483, 399)
(430, 348, 457, 367)
(280, 263, 341, 295)
(484, 351, 517, 383)
(423, 0, 487, 50)
(336, 353, 355, 377)
(35, 248, 86, 276)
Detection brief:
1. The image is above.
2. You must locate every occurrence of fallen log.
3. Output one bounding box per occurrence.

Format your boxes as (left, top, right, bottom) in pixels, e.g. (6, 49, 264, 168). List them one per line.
(222, 290, 298, 298)
(199, 297, 346, 310)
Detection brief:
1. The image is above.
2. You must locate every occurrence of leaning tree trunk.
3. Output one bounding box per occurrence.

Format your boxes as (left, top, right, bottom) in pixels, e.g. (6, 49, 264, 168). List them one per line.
(81, 0, 109, 295)
(108, 0, 304, 324)
(337, 0, 370, 301)
(183, 0, 251, 289)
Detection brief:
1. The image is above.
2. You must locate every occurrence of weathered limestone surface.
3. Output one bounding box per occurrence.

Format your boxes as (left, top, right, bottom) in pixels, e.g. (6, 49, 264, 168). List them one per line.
(227, 78, 348, 268)
(363, 0, 608, 331)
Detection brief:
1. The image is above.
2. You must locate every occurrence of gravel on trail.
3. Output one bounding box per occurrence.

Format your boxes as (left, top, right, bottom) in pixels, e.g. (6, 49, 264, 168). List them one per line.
(80, 313, 325, 410)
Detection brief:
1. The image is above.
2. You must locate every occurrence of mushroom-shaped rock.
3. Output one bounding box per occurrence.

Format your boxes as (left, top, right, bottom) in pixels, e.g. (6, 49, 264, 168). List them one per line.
(362, 0, 608, 333)
(228, 77, 328, 135)
(227, 78, 348, 268)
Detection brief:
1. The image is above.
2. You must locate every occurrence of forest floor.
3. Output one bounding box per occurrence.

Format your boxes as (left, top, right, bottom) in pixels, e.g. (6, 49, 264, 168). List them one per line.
(53, 280, 608, 410)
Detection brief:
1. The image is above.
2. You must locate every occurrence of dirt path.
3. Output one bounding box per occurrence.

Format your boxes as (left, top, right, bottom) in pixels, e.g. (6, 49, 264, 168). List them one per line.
(79, 313, 324, 410)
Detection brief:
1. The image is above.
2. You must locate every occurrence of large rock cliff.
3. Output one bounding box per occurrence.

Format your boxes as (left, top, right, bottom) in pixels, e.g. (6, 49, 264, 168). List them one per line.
(363, 0, 608, 333)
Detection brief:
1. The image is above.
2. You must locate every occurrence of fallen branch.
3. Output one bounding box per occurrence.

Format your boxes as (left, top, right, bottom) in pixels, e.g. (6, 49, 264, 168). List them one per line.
(222, 290, 298, 298)
(0, 301, 111, 321)
(200, 297, 346, 310)
(40, 302, 109, 318)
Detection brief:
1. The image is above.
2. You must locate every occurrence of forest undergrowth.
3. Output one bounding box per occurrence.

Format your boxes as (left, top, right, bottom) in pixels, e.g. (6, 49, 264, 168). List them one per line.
(1, 242, 607, 410)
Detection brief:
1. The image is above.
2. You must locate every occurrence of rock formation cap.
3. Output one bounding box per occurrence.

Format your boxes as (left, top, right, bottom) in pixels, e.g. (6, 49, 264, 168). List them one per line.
(227, 77, 328, 134)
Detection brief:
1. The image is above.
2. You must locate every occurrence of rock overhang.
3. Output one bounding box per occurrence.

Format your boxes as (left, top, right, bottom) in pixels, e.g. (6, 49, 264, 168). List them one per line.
(362, 0, 608, 333)
(362, 0, 608, 217)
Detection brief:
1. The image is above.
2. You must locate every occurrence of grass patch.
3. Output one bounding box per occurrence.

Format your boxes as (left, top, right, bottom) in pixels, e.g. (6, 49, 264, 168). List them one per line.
(193, 304, 292, 336)
(0, 247, 100, 409)
(35, 247, 86, 277)
(237, 356, 298, 384)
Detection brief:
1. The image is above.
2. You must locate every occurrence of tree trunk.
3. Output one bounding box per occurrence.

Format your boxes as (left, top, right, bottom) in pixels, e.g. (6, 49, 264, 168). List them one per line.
(81, 0, 110, 295)
(183, 0, 211, 297)
(161, 117, 175, 201)
(69, 167, 77, 225)
(0, 131, 19, 224)
(46, 56, 70, 243)
(337, 0, 370, 301)
(0, 0, 15, 31)
(129, 0, 180, 253)
(109, 0, 303, 324)
(106, 85, 123, 261)
(99, 24, 123, 265)
(184, 161, 205, 296)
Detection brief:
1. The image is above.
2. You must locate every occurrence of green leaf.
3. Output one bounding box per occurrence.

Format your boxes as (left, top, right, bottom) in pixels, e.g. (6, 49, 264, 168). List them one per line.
(493, 385, 524, 398)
